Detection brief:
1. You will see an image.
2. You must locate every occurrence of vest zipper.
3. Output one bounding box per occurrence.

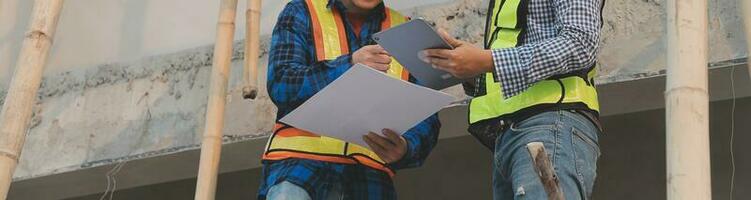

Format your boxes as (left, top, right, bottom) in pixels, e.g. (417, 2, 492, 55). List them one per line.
(486, 0, 506, 50)
(483, 0, 496, 49)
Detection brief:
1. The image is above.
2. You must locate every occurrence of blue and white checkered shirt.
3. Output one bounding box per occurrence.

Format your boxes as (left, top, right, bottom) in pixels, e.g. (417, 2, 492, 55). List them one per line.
(468, 0, 603, 99)
(261, 1, 440, 199)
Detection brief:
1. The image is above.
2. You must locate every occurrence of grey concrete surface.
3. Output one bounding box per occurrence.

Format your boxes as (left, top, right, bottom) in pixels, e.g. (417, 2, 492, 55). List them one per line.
(6, 62, 751, 199)
(1, 0, 750, 198)
(60, 97, 751, 200)
(9, 63, 751, 199)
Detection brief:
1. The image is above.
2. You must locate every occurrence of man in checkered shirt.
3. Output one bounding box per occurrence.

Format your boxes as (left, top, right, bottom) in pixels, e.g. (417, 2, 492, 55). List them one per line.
(423, 0, 605, 199)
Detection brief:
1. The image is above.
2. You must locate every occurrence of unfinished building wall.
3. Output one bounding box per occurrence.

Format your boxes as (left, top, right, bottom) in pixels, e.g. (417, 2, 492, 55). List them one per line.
(0, 0, 748, 184)
(0, 0, 460, 182)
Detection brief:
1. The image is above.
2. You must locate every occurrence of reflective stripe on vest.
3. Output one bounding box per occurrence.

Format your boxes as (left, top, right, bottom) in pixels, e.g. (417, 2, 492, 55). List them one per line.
(469, 0, 600, 124)
(306, 0, 409, 81)
(263, 0, 410, 177)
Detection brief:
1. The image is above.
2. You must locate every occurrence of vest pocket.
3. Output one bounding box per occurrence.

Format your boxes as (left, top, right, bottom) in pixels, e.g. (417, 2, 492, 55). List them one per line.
(572, 127, 600, 158)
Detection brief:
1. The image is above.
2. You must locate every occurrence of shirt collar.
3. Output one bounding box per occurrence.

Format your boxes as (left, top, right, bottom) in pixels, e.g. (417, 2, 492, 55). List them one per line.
(327, 0, 386, 21)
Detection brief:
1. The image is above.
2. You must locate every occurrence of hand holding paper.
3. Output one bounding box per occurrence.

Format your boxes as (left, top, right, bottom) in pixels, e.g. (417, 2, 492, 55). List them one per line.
(279, 64, 454, 149)
(363, 129, 407, 163)
(352, 45, 392, 71)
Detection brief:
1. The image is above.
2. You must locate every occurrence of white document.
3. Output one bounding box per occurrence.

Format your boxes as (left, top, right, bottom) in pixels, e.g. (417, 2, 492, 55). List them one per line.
(280, 64, 455, 148)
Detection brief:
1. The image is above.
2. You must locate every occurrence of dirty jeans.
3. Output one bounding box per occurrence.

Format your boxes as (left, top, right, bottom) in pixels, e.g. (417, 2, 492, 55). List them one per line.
(493, 110, 600, 200)
(267, 181, 343, 200)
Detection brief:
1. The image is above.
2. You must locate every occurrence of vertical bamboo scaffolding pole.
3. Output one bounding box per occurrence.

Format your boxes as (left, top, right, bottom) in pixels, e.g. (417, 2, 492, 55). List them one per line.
(242, 0, 262, 99)
(0, 0, 64, 199)
(665, 0, 711, 200)
(194, 0, 238, 199)
(743, 0, 751, 79)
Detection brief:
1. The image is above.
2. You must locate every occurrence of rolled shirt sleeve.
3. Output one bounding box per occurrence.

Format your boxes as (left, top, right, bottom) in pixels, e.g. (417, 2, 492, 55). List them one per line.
(490, 0, 602, 98)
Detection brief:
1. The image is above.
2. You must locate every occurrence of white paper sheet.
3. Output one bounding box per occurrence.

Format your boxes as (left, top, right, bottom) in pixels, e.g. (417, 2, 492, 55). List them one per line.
(279, 64, 455, 148)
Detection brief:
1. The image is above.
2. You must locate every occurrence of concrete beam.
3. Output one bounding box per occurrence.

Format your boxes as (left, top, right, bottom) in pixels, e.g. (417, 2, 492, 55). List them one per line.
(8, 62, 750, 200)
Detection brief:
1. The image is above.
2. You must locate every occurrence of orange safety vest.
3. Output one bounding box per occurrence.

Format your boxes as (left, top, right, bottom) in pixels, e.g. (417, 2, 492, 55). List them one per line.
(262, 0, 410, 177)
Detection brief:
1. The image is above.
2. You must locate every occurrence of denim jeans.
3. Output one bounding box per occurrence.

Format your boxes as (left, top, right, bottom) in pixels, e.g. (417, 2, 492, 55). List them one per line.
(267, 181, 344, 200)
(493, 110, 601, 200)
(267, 181, 311, 200)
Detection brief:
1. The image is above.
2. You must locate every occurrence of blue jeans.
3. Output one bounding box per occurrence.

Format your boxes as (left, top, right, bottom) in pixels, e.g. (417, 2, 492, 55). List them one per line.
(493, 110, 600, 200)
(267, 181, 343, 200)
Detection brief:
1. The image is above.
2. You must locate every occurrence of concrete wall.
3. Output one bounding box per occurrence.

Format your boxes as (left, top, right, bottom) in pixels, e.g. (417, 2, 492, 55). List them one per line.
(63, 98, 751, 200)
(2, 0, 748, 85)
(1, 0, 750, 188)
(0, 0, 453, 85)
(0, 0, 456, 180)
(405, 0, 749, 81)
(7, 64, 751, 199)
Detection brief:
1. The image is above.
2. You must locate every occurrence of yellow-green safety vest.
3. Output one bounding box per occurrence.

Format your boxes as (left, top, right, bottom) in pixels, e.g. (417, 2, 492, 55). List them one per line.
(469, 0, 600, 125)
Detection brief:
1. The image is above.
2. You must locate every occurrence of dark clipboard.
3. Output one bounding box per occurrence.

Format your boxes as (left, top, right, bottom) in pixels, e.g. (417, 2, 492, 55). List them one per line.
(373, 19, 463, 90)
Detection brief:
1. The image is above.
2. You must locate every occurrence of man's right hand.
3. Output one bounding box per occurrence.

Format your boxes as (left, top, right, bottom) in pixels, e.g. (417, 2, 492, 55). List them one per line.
(352, 45, 392, 71)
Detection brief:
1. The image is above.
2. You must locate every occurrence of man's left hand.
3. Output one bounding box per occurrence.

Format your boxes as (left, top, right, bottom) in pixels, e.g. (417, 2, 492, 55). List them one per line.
(420, 30, 494, 79)
(363, 129, 407, 163)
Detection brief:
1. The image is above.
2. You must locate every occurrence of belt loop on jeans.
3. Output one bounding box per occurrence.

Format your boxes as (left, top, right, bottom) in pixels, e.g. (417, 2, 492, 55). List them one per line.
(498, 118, 511, 133)
(571, 109, 603, 133)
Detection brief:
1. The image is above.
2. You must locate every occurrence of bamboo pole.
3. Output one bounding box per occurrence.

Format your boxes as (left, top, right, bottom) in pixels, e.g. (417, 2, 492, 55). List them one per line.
(242, 0, 262, 100)
(665, 0, 711, 200)
(743, 0, 751, 79)
(194, 0, 238, 199)
(0, 0, 64, 199)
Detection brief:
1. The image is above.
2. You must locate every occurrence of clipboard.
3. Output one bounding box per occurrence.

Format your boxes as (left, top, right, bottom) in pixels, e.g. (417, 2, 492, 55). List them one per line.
(373, 19, 463, 90)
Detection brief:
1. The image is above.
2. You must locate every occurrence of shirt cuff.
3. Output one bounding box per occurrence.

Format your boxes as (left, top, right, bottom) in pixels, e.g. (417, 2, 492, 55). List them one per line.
(462, 81, 478, 97)
(491, 48, 530, 98)
(387, 133, 419, 170)
(326, 53, 353, 69)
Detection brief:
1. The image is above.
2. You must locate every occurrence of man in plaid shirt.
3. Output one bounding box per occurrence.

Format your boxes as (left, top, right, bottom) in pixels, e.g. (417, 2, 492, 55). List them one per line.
(423, 0, 605, 199)
(259, 0, 441, 199)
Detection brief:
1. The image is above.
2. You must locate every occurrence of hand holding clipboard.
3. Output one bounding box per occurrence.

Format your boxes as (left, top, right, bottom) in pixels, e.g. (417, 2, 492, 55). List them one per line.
(373, 19, 465, 90)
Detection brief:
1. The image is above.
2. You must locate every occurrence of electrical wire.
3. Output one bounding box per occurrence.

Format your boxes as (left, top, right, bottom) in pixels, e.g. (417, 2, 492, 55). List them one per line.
(99, 96, 152, 200)
(99, 161, 127, 200)
(729, 66, 737, 200)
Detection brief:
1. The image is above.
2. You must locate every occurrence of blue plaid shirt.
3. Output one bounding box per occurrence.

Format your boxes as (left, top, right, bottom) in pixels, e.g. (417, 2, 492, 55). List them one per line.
(260, 0, 441, 199)
(466, 0, 604, 99)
